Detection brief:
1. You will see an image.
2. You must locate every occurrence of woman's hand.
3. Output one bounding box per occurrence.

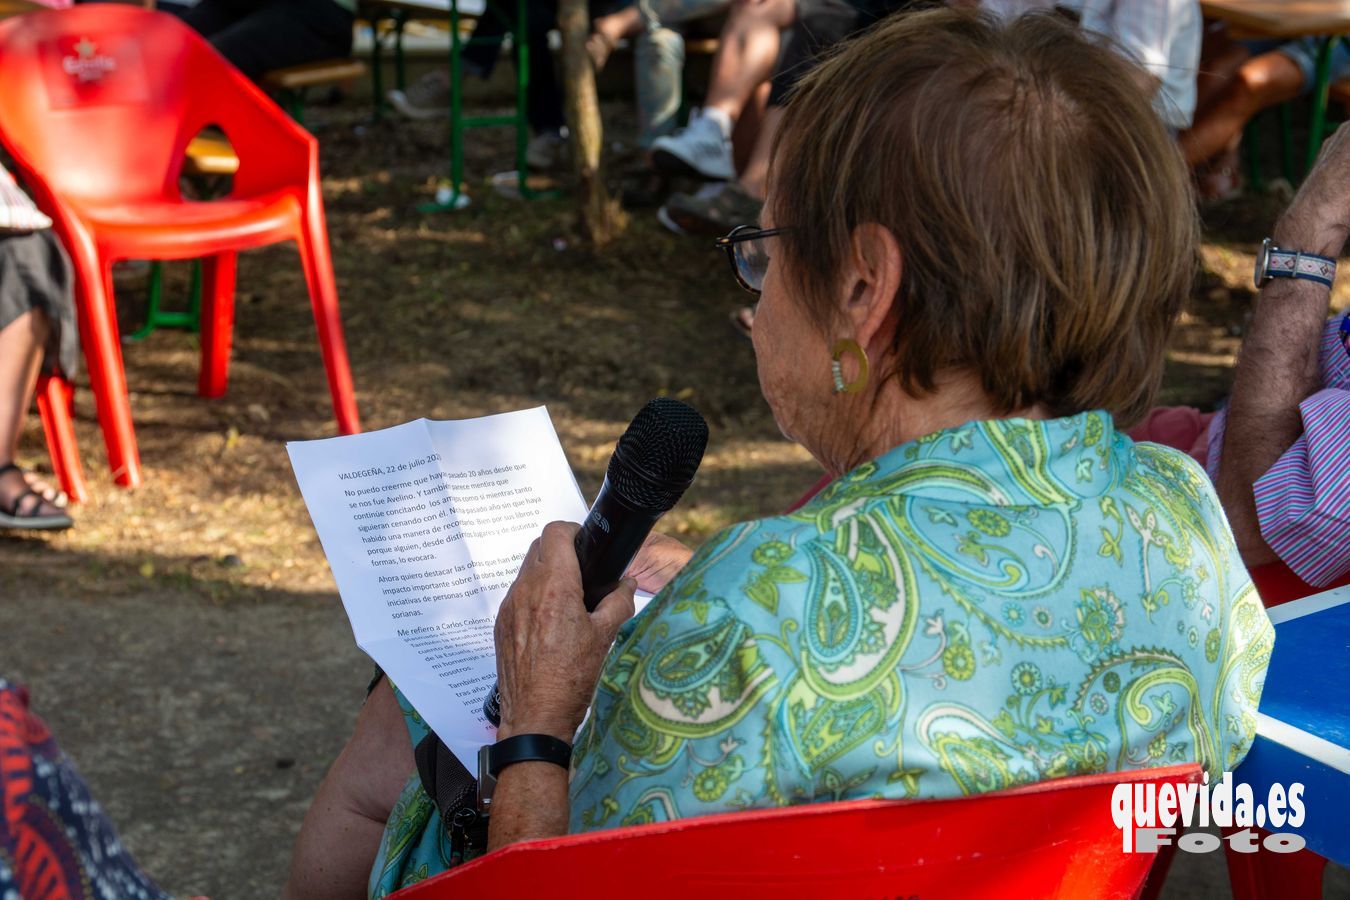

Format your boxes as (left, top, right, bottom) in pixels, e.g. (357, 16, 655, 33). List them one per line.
(1279, 123, 1350, 256)
(625, 531, 694, 594)
(493, 521, 636, 743)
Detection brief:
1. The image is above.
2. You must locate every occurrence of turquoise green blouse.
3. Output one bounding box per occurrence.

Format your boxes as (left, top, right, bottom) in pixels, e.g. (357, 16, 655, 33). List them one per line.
(370, 412, 1274, 896)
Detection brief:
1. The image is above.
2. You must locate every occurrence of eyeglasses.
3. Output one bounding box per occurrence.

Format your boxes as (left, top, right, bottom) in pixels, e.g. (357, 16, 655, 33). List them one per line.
(714, 225, 785, 294)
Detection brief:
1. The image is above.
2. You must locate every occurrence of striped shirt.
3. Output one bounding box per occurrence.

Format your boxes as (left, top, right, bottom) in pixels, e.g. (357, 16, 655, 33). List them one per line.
(0, 164, 52, 232)
(1209, 313, 1350, 587)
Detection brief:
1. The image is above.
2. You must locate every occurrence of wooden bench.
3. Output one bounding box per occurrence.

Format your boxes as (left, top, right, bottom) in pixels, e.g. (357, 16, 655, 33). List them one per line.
(183, 134, 239, 178)
(262, 57, 369, 122)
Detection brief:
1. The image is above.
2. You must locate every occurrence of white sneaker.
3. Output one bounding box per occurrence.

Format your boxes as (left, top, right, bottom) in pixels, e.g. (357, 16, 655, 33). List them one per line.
(651, 113, 735, 181)
(387, 72, 451, 120)
(526, 131, 569, 172)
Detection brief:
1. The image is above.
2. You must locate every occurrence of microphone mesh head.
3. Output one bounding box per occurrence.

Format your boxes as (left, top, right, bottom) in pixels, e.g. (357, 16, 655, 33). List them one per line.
(607, 397, 709, 512)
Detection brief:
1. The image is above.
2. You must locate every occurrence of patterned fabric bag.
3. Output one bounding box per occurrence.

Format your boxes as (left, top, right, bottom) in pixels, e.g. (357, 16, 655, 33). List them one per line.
(0, 165, 53, 232)
(0, 679, 171, 899)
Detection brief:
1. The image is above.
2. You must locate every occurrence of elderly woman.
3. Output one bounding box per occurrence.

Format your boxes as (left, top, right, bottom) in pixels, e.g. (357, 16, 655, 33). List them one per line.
(284, 9, 1274, 898)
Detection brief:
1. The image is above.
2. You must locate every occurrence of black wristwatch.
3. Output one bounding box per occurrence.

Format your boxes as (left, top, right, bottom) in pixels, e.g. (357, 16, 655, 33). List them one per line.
(476, 734, 572, 810)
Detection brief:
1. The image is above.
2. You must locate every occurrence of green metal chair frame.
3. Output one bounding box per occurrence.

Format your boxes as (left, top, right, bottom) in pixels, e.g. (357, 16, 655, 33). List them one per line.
(363, 0, 552, 211)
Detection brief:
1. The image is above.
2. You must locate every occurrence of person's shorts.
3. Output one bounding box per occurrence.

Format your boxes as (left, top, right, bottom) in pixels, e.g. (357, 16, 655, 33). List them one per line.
(1245, 37, 1350, 94)
(769, 0, 868, 107)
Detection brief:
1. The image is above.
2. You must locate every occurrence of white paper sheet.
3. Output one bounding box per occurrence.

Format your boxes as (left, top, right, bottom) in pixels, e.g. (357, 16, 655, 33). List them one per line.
(287, 407, 591, 770)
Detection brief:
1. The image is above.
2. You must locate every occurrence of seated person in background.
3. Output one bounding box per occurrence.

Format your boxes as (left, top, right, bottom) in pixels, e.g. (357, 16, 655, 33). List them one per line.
(1210, 126, 1350, 585)
(982, 0, 1201, 131)
(655, 0, 924, 236)
(1181, 37, 1350, 199)
(1, 168, 77, 533)
(176, 0, 355, 81)
(588, 0, 732, 156)
(386, 0, 596, 172)
(284, 11, 1274, 898)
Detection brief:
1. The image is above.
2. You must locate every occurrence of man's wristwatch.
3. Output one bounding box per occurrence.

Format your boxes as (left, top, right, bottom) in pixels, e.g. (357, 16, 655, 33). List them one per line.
(1254, 237, 1338, 289)
(476, 734, 572, 810)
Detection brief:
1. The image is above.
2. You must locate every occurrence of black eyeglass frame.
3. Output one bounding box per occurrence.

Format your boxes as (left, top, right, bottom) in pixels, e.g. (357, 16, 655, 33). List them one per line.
(714, 225, 787, 294)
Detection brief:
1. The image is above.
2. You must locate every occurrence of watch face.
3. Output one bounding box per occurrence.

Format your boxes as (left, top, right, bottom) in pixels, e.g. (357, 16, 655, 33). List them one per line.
(1255, 239, 1271, 288)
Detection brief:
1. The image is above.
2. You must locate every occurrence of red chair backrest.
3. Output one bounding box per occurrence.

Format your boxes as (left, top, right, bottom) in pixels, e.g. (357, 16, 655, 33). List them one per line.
(0, 6, 308, 206)
(1249, 560, 1350, 609)
(392, 764, 1201, 899)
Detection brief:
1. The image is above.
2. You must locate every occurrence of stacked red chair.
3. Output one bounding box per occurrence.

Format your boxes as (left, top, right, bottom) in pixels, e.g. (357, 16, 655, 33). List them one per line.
(0, 6, 361, 489)
(390, 764, 1202, 899)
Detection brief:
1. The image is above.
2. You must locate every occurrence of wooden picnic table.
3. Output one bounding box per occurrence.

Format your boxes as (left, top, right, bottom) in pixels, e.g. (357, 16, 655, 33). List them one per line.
(1201, 1, 1350, 39)
(1202, 1, 1350, 172)
(0, 0, 43, 17)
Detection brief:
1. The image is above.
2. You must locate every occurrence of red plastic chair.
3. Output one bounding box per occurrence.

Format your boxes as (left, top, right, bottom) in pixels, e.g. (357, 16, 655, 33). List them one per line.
(391, 765, 1201, 899)
(35, 373, 87, 505)
(0, 6, 361, 488)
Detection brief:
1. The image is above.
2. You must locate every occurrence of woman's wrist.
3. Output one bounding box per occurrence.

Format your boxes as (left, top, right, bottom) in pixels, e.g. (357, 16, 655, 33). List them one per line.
(495, 715, 578, 744)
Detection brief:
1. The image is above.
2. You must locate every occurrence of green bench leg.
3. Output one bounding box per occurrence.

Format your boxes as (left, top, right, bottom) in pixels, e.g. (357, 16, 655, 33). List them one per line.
(128, 260, 202, 342)
(371, 16, 386, 120)
(394, 10, 408, 92)
(418, 0, 559, 212)
(1243, 115, 1264, 194)
(1305, 36, 1340, 175)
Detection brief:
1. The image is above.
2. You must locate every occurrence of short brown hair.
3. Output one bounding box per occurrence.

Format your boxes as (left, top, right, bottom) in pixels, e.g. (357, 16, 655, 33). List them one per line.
(770, 8, 1197, 426)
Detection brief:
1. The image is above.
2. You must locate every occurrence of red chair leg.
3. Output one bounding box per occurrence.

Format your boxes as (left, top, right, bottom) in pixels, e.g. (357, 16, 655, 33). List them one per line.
(296, 212, 360, 435)
(198, 251, 238, 398)
(35, 374, 88, 505)
(70, 247, 141, 488)
(1225, 830, 1327, 900)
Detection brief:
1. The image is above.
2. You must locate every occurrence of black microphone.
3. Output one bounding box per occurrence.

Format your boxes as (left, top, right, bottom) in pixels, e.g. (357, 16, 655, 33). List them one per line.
(483, 397, 709, 727)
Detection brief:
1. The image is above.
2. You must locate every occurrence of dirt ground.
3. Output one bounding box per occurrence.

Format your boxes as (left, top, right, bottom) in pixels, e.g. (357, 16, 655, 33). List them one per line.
(2, 86, 1349, 898)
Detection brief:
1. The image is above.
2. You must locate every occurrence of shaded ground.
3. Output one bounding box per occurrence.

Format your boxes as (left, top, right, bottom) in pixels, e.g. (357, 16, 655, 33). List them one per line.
(2, 85, 1349, 897)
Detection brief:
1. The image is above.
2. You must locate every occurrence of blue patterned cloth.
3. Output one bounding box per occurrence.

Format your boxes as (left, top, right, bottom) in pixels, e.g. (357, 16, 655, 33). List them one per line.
(370, 412, 1274, 894)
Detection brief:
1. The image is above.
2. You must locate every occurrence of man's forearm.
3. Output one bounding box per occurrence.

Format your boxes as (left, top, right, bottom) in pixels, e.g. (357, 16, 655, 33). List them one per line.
(1216, 222, 1335, 562)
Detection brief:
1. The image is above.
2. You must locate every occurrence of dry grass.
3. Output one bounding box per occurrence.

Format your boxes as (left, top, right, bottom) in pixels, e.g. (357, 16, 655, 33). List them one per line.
(3, 100, 1347, 604)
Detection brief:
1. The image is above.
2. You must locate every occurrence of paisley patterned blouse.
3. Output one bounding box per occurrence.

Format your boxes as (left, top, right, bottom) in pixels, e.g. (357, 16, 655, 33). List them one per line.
(568, 412, 1273, 830)
(369, 412, 1274, 895)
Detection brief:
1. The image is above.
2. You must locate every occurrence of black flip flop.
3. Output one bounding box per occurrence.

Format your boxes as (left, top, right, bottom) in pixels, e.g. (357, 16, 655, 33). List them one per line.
(0, 463, 73, 532)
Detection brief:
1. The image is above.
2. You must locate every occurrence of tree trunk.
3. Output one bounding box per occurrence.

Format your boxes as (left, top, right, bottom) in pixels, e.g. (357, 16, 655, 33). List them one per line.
(557, 0, 627, 246)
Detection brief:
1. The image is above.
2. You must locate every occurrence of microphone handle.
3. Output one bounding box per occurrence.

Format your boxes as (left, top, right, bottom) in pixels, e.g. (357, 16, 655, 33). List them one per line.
(482, 482, 665, 727)
(575, 484, 662, 612)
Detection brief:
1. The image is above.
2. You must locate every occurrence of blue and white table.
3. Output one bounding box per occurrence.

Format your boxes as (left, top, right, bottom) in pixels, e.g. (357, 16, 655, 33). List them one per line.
(1236, 583, 1350, 865)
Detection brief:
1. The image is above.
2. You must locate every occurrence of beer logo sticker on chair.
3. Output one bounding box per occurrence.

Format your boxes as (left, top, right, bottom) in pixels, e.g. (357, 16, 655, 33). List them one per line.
(62, 37, 116, 82)
(40, 33, 147, 108)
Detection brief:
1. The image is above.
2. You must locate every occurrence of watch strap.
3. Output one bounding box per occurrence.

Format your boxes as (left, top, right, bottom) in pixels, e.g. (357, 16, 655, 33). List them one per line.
(1263, 243, 1337, 288)
(486, 733, 572, 778)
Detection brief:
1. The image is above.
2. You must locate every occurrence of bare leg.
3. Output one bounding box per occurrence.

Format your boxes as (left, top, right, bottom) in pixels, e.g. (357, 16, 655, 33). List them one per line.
(0, 309, 64, 516)
(703, 0, 795, 125)
(0, 309, 45, 465)
(738, 104, 781, 199)
(283, 679, 416, 900)
(1195, 36, 1251, 116)
(1179, 51, 1306, 166)
(593, 4, 643, 44)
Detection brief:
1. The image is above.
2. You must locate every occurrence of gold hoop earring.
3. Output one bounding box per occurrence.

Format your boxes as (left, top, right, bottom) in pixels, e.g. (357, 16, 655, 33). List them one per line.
(830, 338, 869, 394)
